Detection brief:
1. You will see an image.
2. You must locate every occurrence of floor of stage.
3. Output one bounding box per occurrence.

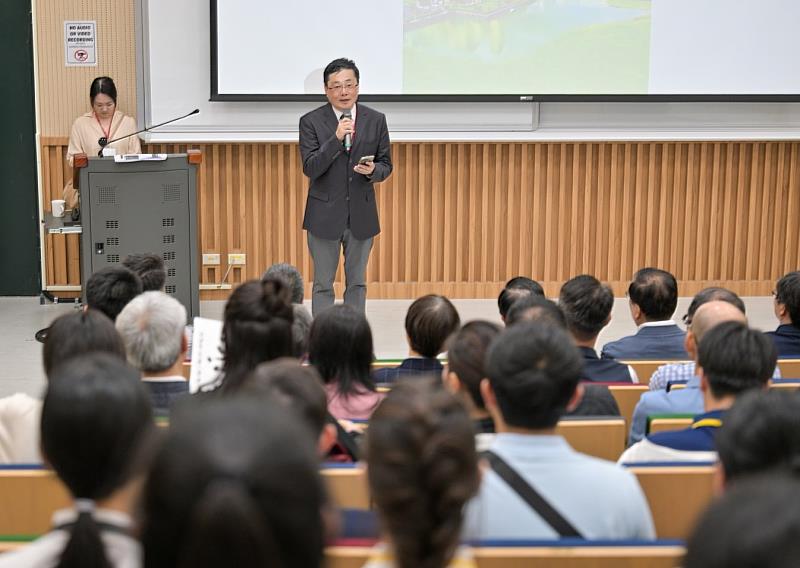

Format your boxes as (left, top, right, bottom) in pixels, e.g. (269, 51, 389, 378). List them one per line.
(0, 295, 778, 399)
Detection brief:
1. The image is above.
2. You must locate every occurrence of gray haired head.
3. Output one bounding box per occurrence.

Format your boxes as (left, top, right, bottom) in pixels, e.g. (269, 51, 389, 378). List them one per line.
(263, 263, 304, 304)
(115, 291, 187, 373)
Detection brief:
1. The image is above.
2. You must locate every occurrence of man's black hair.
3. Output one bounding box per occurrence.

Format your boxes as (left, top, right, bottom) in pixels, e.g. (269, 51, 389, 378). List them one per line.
(697, 321, 776, 399)
(405, 295, 461, 358)
(682, 287, 745, 325)
(486, 323, 583, 430)
(85, 266, 143, 322)
(559, 275, 614, 341)
(627, 267, 678, 321)
(323, 58, 359, 85)
(497, 277, 544, 319)
(775, 271, 800, 327)
(123, 253, 166, 292)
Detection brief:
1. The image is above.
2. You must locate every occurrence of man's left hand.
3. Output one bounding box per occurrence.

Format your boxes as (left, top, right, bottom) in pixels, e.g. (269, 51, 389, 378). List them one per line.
(354, 161, 375, 176)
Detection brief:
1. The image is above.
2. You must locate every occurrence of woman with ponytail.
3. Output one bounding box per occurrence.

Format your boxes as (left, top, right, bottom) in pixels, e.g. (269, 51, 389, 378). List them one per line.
(0, 353, 154, 568)
(140, 397, 325, 568)
(363, 378, 480, 568)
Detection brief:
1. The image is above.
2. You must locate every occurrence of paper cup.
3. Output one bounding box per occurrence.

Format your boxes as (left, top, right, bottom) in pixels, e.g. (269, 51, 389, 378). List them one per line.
(51, 199, 66, 218)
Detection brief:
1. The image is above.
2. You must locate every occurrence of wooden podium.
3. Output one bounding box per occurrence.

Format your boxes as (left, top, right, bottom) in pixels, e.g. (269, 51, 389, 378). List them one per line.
(74, 151, 202, 320)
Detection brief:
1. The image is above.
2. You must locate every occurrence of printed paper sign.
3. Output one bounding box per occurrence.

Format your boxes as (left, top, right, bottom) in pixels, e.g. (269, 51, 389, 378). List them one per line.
(64, 21, 96, 66)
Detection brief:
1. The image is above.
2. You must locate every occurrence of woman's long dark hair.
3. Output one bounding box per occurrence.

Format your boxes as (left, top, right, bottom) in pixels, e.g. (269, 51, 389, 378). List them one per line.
(42, 353, 154, 568)
(141, 398, 325, 568)
(308, 304, 376, 396)
(366, 378, 480, 568)
(219, 278, 294, 393)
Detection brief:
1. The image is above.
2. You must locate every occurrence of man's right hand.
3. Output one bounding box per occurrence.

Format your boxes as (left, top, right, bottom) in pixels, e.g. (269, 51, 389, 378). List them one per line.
(336, 117, 354, 141)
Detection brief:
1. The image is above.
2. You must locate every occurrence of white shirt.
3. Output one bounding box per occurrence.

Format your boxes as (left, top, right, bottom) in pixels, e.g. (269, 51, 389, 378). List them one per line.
(638, 319, 680, 329)
(0, 393, 42, 464)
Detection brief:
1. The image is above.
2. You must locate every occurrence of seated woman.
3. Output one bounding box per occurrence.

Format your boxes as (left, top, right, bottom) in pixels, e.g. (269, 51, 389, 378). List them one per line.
(0, 310, 126, 464)
(373, 294, 461, 384)
(443, 320, 502, 450)
(213, 277, 295, 394)
(140, 397, 325, 568)
(64, 76, 141, 209)
(309, 304, 383, 420)
(0, 353, 153, 567)
(364, 378, 480, 568)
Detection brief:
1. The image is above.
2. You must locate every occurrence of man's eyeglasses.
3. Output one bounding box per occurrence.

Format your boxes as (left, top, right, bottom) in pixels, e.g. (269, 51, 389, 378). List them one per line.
(326, 82, 358, 93)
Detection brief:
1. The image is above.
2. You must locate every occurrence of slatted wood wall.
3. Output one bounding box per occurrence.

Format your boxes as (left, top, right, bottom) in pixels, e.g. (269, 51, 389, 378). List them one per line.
(40, 138, 800, 299)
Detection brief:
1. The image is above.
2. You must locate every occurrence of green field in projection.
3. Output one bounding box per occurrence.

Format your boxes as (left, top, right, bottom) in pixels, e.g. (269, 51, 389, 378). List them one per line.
(403, 0, 651, 94)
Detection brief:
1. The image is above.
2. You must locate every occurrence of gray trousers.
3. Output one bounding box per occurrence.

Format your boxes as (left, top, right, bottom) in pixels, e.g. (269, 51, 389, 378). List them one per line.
(307, 229, 373, 317)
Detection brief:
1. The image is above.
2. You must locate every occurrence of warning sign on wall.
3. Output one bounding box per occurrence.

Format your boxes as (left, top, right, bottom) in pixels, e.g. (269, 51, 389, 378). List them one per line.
(64, 21, 97, 66)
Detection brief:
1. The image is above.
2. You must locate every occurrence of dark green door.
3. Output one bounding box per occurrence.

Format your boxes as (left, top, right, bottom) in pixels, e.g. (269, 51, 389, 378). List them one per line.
(0, 1, 40, 295)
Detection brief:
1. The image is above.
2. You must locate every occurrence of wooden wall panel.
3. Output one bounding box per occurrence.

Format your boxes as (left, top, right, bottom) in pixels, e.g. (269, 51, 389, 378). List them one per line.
(39, 139, 800, 299)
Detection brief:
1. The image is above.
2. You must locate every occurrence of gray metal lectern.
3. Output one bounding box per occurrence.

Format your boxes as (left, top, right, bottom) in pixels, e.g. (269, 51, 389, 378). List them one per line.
(78, 154, 200, 320)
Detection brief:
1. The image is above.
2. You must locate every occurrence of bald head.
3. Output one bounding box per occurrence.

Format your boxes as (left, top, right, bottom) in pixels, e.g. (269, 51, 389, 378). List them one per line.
(691, 301, 747, 343)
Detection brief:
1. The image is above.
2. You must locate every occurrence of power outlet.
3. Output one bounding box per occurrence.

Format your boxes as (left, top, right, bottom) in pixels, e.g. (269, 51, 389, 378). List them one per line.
(202, 253, 220, 265)
(228, 253, 247, 265)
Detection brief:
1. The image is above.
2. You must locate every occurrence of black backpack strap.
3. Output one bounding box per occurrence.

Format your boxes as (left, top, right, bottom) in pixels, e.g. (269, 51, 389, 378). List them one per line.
(327, 413, 361, 461)
(483, 450, 583, 538)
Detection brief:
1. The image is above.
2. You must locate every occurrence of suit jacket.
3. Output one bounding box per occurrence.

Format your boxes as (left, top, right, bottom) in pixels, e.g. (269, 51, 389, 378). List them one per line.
(299, 103, 392, 240)
(372, 357, 443, 384)
(600, 323, 688, 360)
(766, 324, 800, 357)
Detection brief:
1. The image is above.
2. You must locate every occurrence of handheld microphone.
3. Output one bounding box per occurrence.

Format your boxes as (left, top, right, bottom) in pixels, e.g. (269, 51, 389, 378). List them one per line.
(342, 111, 352, 153)
(98, 109, 200, 156)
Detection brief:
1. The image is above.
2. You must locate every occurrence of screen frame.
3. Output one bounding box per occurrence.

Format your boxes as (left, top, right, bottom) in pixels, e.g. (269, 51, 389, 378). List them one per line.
(209, 0, 800, 104)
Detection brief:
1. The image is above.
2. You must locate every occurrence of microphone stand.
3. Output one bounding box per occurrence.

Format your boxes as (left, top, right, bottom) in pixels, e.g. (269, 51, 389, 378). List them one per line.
(98, 108, 200, 156)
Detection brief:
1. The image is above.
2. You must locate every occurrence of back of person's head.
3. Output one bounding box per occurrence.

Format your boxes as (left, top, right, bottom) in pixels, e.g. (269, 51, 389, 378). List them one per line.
(42, 353, 153, 568)
(716, 390, 800, 485)
(262, 262, 304, 304)
(308, 304, 375, 396)
(244, 358, 327, 438)
(122, 253, 166, 292)
(445, 321, 502, 410)
(505, 295, 567, 329)
(690, 300, 747, 344)
(141, 398, 324, 568)
(697, 322, 776, 399)
(291, 304, 313, 357)
(404, 295, 461, 358)
(627, 267, 678, 321)
(486, 323, 583, 429)
(558, 274, 614, 341)
(366, 378, 479, 568)
(682, 286, 745, 326)
(497, 276, 544, 320)
(43, 310, 126, 378)
(685, 474, 800, 568)
(115, 291, 186, 374)
(85, 266, 143, 322)
(775, 271, 800, 326)
(220, 278, 294, 393)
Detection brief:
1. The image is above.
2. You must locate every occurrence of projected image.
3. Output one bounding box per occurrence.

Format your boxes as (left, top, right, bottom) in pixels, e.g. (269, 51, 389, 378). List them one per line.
(403, 0, 651, 94)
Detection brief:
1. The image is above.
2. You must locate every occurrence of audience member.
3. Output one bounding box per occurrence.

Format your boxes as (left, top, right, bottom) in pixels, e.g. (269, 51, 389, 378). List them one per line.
(685, 474, 800, 568)
(309, 304, 383, 420)
(619, 322, 776, 463)
(0, 354, 153, 568)
(715, 389, 800, 491)
(84, 265, 143, 322)
(601, 268, 688, 360)
(263, 262, 313, 356)
(628, 300, 747, 444)
(115, 291, 189, 416)
(364, 378, 480, 568)
(243, 358, 337, 456)
(141, 398, 324, 568)
(0, 310, 125, 464)
(508, 295, 619, 416)
(463, 323, 654, 540)
(443, 320, 502, 449)
(215, 277, 294, 394)
(373, 295, 460, 383)
(767, 271, 800, 356)
(497, 276, 544, 323)
(559, 275, 637, 382)
(648, 287, 747, 390)
(122, 253, 166, 292)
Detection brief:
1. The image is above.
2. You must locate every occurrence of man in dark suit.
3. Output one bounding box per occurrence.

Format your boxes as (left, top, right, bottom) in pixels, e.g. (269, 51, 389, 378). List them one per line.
(601, 267, 689, 360)
(766, 271, 800, 356)
(299, 58, 392, 316)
